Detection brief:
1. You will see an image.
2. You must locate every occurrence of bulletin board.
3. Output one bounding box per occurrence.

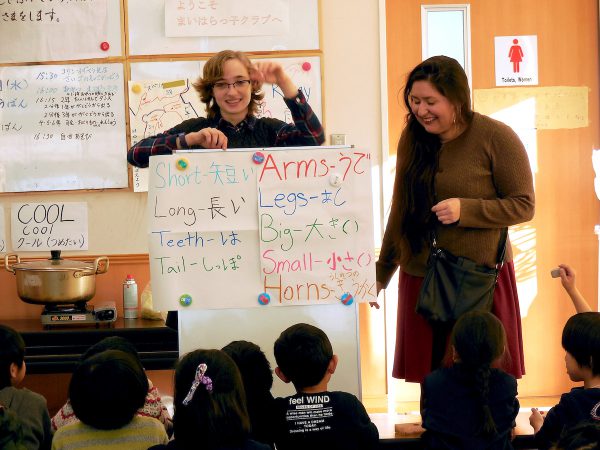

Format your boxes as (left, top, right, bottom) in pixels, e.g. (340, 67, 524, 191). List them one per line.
(0, 0, 322, 194)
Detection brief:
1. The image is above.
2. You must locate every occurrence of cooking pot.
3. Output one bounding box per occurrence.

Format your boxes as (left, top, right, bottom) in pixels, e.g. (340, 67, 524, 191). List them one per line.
(4, 250, 109, 305)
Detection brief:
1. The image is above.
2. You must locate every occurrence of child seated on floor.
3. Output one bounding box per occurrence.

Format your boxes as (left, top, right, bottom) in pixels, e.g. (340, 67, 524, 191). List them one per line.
(421, 311, 520, 449)
(222, 340, 276, 448)
(51, 336, 172, 436)
(0, 324, 52, 450)
(51, 349, 168, 450)
(529, 311, 600, 449)
(149, 348, 271, 450)
(272, 323, 379, 450)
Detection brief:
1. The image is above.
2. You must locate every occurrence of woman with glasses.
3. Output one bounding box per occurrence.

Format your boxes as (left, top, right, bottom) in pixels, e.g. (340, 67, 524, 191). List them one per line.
(127, 50, 325, 168)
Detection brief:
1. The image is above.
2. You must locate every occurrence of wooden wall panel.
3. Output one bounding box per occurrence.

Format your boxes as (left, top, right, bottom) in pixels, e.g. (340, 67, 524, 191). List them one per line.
(386, 0, 599, 399)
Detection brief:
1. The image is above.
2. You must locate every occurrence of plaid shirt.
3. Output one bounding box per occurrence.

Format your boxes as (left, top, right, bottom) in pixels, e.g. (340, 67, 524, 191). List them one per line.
(127, 90, 324, 168)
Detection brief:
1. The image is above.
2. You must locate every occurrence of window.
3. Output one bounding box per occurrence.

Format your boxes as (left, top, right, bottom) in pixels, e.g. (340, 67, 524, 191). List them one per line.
(421, 4, 472, 84)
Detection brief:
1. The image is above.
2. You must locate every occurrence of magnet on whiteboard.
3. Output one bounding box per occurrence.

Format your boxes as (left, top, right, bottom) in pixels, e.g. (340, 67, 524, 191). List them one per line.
(329, 173, 342, 187)
(302, 61, 311, 71)
(252, 151, 265, 164)
(100, 41, 110, 51)
(258, 292, 270, 305)
(176, 158, 189, 171)
(179, 294, 192, 307)
(131, 84, 142, 94)
(341, 293, 354, 306)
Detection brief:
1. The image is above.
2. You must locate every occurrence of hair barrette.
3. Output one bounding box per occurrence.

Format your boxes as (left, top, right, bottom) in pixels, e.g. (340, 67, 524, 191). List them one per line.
(182, 363, 213, 405)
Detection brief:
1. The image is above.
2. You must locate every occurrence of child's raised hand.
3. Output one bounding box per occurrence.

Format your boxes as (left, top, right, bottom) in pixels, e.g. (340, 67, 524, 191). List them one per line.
(558, 264, 576, 292)
(529, 407, 545, 433)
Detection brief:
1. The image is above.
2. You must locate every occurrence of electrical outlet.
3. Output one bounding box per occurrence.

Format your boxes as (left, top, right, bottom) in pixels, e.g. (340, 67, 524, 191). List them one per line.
(330, 134, 346, 146)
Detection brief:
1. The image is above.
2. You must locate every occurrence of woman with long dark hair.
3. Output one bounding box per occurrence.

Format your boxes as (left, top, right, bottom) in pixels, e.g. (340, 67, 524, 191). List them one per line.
(376, 55, 535, 382)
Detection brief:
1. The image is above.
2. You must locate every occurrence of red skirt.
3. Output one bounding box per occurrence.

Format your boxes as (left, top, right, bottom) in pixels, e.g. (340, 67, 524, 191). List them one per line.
(392, 261, 525, 383)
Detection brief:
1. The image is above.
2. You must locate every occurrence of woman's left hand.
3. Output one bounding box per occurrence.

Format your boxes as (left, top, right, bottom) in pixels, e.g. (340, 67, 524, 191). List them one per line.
(431, 198, 461, 225)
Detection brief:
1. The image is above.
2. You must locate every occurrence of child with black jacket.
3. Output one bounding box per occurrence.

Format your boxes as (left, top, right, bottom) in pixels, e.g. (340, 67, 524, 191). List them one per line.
(272, 323, 379, 450)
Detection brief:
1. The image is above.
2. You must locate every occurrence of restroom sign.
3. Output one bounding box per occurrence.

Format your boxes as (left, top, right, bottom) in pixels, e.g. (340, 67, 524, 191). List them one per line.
(494, 35, 538, 86)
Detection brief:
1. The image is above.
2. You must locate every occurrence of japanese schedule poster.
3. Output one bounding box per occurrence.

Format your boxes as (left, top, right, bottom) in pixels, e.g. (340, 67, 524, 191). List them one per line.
(147, 148, 376, 310)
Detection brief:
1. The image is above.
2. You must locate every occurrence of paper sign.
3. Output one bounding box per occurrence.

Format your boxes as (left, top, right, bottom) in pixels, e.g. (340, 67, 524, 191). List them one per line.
(11, 202, 89, 251)
(495, 35, 538, 86)
(165, 0, 289, 37)
(0, 63, 128, 192)
(147, 147, 376, 310)
(474, 86, 588, 130)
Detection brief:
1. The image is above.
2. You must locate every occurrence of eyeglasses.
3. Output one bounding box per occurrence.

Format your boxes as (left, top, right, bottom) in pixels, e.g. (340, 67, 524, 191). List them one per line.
(213, 80, 251, 91)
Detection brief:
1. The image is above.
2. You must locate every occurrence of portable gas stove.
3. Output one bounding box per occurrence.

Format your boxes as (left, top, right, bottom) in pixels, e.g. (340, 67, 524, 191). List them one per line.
(41, 302, 117, 327)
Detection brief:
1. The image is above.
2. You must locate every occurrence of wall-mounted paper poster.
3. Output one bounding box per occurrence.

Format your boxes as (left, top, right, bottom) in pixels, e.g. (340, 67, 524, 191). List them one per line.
(129, 56, 323, 192)
(0, 206, 6, 253)
(0, 63, 128, 192)
(10, 202, 89, 252)
(164, 0, 289, 37)
(0, 0, 122, 63)
(495, 35, 538, 86)
(147, 147, 377, 311)
(128, 0, 318, 54)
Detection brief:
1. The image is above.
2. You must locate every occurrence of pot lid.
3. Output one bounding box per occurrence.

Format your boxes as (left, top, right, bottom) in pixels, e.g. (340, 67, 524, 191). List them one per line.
(11, 250, 94, 272)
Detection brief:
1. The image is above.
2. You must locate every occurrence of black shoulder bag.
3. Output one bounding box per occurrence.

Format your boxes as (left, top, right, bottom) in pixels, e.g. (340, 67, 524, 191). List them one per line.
(415, 228, 508, 323)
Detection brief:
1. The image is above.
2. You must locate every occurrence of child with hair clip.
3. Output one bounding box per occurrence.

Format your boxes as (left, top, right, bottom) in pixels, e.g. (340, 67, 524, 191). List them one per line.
(222, 340, 276, 448)
(421, 311, 520, 449)
(149, 349, 271, 450)
(529, 312, 600, 449)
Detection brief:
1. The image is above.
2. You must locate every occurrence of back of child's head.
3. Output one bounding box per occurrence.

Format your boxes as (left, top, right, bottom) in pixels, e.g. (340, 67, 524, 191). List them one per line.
(0, 405, 26, 450)
(69, 349, 148, 430)
(222, 340, 273, 396)
(451, 311, 508, 436)
(173, 349, 250, 450)
(562, 312, 600, 376)
(274, 323, 333, 390)
(552, 420, 600, 449)
(81, 336, 140, 362)
(0, 325, 25, 390)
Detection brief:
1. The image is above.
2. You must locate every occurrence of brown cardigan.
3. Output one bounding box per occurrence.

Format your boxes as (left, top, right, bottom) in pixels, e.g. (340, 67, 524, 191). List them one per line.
(377, 113, 535, 287)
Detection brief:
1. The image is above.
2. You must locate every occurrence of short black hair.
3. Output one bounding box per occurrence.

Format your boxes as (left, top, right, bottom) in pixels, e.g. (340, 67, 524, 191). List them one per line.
(81, 336, 140, 362)
(274, 323, 333, 389)
(562, 312, 600, 375)
(173, 349, 250, 449)
(222, 340, 273, 393)
(0, 325, 25, 390)
(69, 349, 148, 430)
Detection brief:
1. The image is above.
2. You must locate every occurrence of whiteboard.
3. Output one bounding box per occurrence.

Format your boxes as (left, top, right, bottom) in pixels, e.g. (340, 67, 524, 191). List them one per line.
(0, 63, 128, 193)
(0, 0, 122, 63)
(127, 0, 319, 55)
(147, 149, 377, 311)
(129, 55, 323, 192)
(179, 303, 361, 398)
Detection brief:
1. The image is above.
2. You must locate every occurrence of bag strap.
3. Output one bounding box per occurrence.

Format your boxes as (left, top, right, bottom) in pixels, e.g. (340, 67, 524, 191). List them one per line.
(430, 227, 508, 269)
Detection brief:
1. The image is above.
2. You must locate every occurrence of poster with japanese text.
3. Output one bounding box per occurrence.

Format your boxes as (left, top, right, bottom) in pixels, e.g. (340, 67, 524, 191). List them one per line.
(147, 147, 377, 310)
(0, 0, 121, 63)
(0, 63, 128, 192)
